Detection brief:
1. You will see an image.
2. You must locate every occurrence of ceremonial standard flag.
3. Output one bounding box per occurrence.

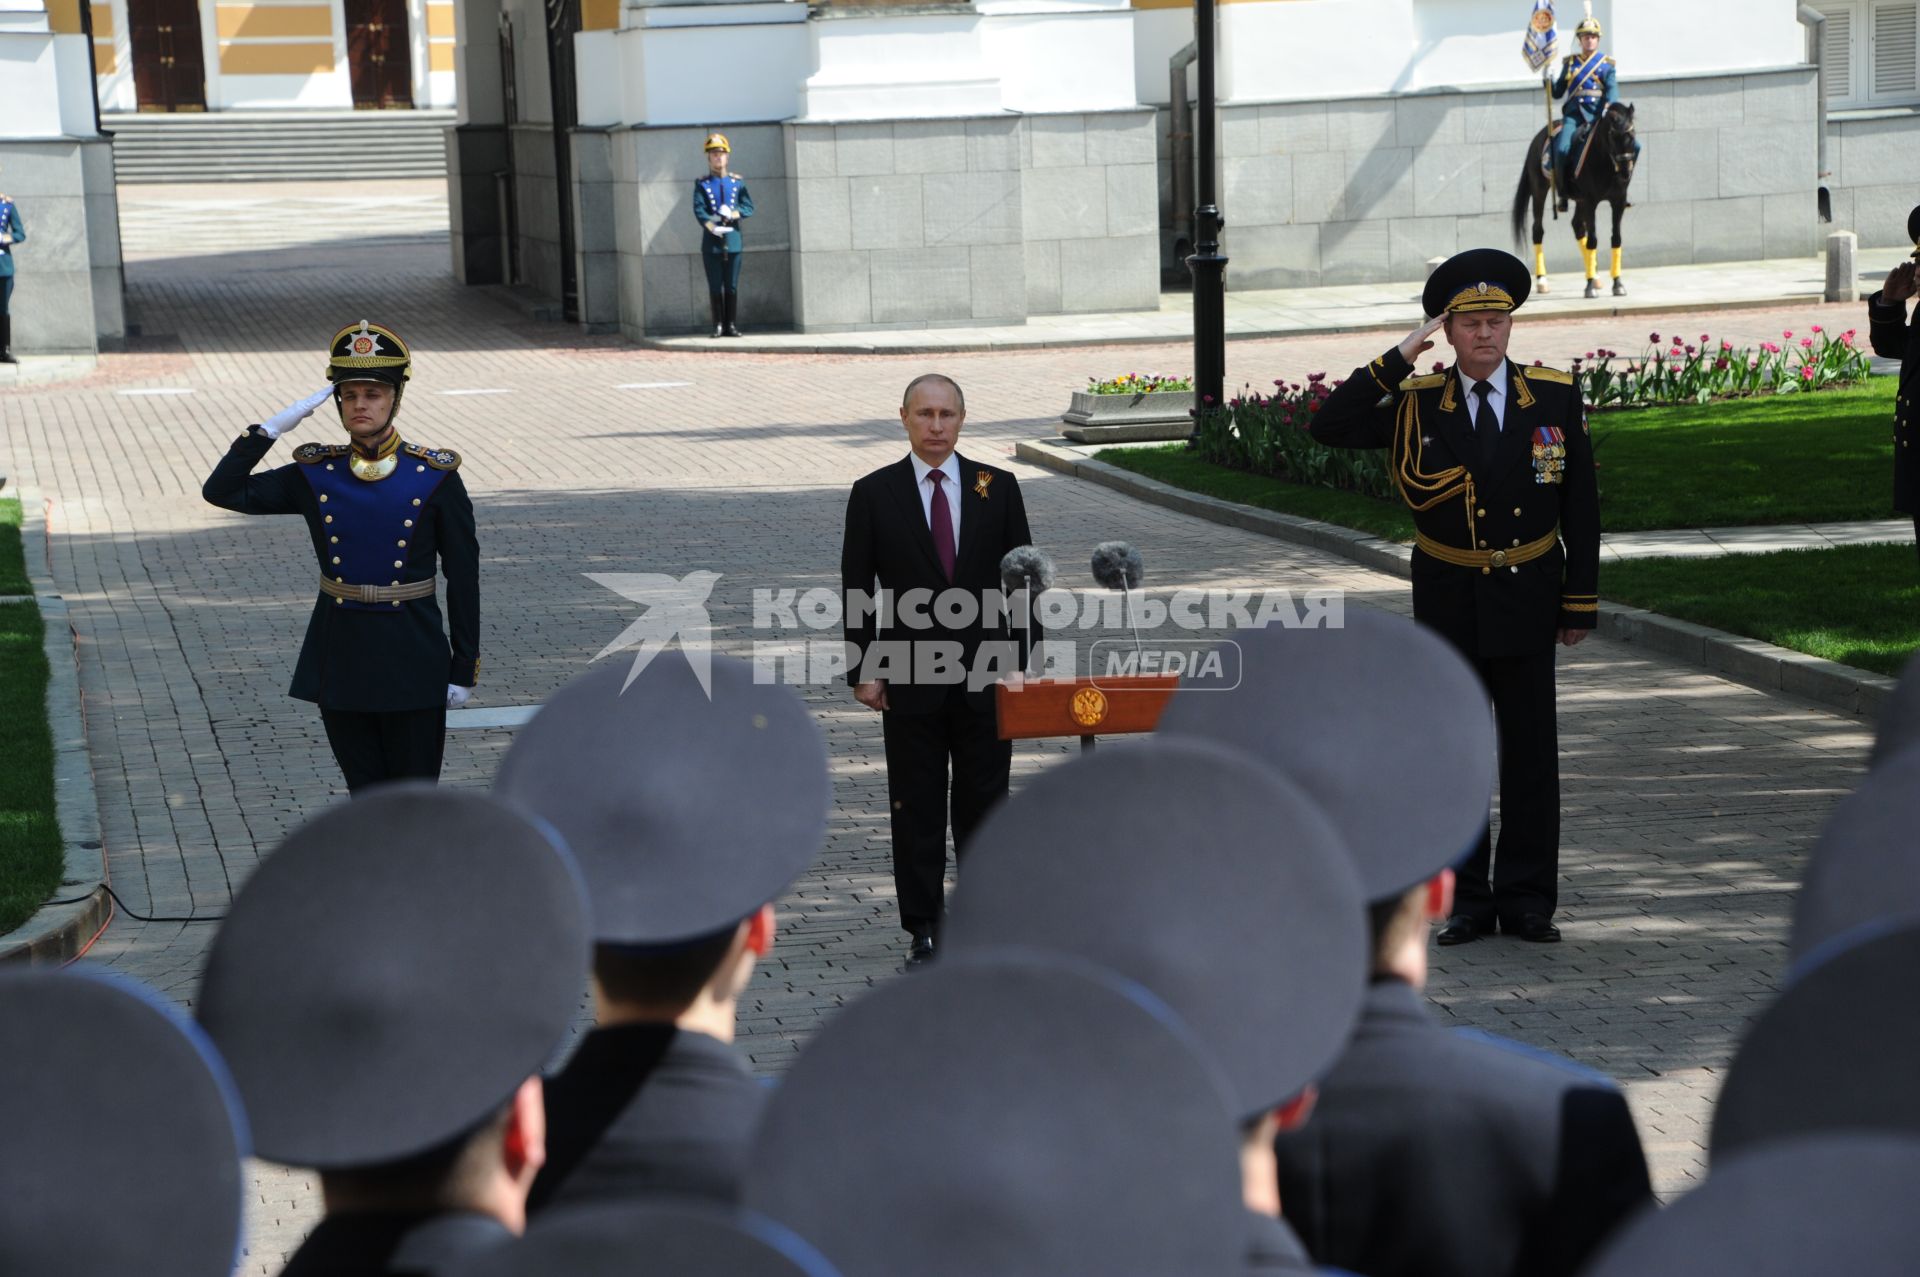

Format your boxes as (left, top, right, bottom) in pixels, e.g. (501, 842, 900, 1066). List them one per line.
(1522, 0, 1558, 72)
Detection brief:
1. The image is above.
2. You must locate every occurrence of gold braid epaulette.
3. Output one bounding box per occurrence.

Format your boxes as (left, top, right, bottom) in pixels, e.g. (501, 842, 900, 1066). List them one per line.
(1390, 381, 1478, 549)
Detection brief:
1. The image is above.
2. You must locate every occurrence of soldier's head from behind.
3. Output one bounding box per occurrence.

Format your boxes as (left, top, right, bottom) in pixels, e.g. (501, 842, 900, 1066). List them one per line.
(0, 967, 248, 1277)
(942, 739, 1368, 1222)
(493, 654, 829, 1036)
(1158, 609, 1497, 986)
(1423, 248, 1532, 382)
(744, 957, 1251, 1277)
(194, 786, 590, 1235)
(900, 373, 966, 468)
(326, 319, 413, 446)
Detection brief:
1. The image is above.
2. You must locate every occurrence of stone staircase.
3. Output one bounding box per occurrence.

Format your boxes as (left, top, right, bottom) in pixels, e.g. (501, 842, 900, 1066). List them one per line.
(105, 109, 454, 184)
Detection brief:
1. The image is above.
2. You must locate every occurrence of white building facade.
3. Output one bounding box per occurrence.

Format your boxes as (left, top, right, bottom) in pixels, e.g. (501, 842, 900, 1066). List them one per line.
(443, 0, 1871, 336)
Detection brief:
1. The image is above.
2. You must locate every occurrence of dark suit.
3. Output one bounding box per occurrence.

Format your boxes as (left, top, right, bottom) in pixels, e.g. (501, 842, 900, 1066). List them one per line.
(1274, 979, 1651, 1277)
(1866, 290, 1919, 561)
(1311, 345, 1599, 926)
(841, 452, 1038, 933)
(528, 1025, 764, 1213)
(203, 428, 480, 792)
(278, 1210, 512, 1276)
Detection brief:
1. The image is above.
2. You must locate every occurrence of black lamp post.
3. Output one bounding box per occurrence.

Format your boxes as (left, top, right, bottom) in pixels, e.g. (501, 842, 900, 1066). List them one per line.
(1187, 0, 1227, 416)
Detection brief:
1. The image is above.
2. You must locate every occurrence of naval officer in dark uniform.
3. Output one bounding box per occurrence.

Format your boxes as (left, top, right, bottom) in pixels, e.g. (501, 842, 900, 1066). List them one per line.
(202, 321, 480, 795)
(1866, 206, 1920, 570)
(1310, 248, 1599, 945)
(1160, 613, 1651, 1277)
(195, 787, 590, 1277)
(695, 133, 753, 338)
(492, 653, 829, 1214)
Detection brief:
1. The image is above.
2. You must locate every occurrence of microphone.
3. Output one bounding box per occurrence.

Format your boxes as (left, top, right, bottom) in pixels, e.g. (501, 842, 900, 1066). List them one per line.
(999, 545, 1056, 593)
(999, 546, 1055, 677)
(1090, 541, 1144, 590)
(1090, 541, 1146, 659)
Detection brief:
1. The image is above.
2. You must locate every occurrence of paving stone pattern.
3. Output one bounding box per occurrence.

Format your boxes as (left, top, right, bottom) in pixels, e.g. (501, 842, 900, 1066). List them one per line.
(0, 190, 1891, 1270)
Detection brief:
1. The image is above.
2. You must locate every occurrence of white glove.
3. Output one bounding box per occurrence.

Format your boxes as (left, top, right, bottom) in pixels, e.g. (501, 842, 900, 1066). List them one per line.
(707, 222, 728, 237)
(718, 205, 735, 220)
(260, 387, 335, 440)
(446, 684, 472, 710)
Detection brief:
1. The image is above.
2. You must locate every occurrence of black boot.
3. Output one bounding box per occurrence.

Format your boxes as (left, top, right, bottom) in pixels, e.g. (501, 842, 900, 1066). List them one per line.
(708, 294, 725, 339)
(0, 316, 13, 364)
(722, 290, 741, 338)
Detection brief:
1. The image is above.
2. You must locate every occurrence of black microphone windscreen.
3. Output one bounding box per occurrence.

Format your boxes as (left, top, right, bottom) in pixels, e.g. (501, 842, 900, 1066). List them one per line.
(1090, 541, 1144, 590)
(999, 545, 1056, 592)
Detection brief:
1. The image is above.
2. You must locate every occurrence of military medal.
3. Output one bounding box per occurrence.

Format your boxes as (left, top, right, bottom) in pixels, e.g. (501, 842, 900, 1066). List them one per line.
(974, 471, 993, 499)
(1530, 427, 1566, 484)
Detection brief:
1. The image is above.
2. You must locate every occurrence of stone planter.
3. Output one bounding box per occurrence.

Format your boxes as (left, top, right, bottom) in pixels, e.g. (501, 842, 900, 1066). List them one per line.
(1060, 389, 1196, 444)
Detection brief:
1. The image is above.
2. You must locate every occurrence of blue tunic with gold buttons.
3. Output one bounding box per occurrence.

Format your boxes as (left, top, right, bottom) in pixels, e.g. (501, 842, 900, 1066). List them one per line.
(202, 428, 480, 712)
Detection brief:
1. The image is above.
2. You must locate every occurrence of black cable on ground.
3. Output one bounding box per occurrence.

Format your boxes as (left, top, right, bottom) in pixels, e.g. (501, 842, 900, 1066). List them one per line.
(41, 883, 225, 923)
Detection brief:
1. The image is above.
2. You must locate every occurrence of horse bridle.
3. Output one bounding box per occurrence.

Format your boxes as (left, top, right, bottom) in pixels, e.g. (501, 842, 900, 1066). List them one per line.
(1602, 105, 1637, 181)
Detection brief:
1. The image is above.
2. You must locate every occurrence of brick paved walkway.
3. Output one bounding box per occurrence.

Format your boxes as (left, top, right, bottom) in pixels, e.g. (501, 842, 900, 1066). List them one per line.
(0, 188, 1887, 1269)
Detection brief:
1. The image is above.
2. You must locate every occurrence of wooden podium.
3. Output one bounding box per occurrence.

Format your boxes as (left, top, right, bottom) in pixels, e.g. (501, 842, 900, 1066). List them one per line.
(995, 675, 1181, 750)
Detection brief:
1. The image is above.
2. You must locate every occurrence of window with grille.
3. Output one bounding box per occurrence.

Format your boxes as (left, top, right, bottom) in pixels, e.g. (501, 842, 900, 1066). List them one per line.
(1816, 0, 1920, 107)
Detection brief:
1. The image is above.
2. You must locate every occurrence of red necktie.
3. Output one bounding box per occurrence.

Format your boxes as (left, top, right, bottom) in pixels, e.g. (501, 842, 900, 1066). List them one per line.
(927, 469, 956, 582)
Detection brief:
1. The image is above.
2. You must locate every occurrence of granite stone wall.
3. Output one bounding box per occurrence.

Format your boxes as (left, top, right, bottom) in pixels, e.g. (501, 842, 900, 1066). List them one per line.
(590, 109, 1160, 338)
(0, 137, 121, 356)
(1211, 66, 1821, 288)
(1826, 110, 1920, 251)
(611, 123, 794, 341)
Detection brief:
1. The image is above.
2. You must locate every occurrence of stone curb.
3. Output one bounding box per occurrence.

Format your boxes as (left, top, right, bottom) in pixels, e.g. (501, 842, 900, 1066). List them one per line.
(635, 292, 1825, 357)
(0, 484, 111, 965)
(1015, 437, 1894, 721)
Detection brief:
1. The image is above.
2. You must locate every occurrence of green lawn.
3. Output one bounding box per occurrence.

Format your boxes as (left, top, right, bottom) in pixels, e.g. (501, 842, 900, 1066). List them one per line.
(1604, 543, 1920, 676)
(0, 601, 61, 935)
(0, 498, 26, 595)
(1099, 381, 1900, 539)
(1593, 380, 1896, 530)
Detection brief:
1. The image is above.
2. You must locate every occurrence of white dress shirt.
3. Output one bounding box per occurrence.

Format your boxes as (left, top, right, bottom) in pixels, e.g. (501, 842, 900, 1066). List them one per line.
(909, 452, 962, 555)
(1464, 361, 1510, 432)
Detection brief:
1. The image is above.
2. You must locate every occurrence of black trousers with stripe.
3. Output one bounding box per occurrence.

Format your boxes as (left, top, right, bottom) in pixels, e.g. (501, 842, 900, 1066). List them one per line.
(319, 706, 447, 796)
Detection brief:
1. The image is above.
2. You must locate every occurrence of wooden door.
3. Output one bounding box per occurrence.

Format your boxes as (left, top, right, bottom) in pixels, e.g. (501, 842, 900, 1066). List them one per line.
(344, 0, 413, 109)
(128, 0, 207, 112)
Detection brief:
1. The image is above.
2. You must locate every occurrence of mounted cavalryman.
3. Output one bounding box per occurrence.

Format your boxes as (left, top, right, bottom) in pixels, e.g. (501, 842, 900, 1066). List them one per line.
(202, 321, 481, 796)
(1548, 5, 1638, 215)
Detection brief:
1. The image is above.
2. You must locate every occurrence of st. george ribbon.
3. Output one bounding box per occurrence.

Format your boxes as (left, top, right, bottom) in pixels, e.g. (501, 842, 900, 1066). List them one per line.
(1090, 541, 1146, 659)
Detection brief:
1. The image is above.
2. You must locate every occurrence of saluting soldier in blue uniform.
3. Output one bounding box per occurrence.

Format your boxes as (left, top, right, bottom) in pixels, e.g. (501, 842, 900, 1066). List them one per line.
(0, 176, 25, 364)
(202, 321, 480, 795)
(694, 132, 753, 338)
(1549, 10, 1623, 213)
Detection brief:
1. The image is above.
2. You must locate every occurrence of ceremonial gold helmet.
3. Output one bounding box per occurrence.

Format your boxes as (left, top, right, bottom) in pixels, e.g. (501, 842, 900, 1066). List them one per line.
(326, 320, 412, 420)
(1575, 1, 1602, 37)
(703, 133, 731, 154)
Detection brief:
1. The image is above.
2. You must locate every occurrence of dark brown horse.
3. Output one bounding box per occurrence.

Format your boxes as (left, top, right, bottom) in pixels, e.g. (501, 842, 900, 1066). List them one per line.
(1511, 102, 1640, 299)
